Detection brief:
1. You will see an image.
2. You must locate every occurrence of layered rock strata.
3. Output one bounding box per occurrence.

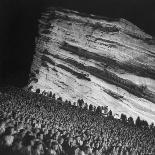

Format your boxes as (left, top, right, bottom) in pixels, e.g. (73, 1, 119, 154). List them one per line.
(28, 7, 155, 123)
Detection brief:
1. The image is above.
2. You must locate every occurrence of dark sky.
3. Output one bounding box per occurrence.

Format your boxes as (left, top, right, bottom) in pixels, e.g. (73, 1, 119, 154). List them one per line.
(0, 0, 155, 87)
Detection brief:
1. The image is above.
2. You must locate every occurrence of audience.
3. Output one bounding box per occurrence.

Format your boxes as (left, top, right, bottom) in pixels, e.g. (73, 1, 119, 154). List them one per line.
(0, 86, 154, 155)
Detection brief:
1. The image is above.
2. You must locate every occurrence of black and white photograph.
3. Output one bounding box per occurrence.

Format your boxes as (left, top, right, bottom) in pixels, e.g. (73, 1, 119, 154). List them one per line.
(0, 0, 155, 154)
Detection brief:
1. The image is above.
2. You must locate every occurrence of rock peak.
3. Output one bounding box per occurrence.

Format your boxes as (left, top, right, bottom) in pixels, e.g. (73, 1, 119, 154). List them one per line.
(28, 7, 155, 124)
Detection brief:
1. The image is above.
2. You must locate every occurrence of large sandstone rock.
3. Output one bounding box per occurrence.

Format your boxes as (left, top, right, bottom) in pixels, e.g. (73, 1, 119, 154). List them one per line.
(28, 7, 155, 123)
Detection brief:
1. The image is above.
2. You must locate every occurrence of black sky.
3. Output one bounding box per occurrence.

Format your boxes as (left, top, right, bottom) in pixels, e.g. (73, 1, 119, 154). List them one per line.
(0, 0, 155, 87)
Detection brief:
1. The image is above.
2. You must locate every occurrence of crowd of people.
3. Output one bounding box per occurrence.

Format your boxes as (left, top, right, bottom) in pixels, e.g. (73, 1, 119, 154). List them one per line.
(0, 86, 155, 155)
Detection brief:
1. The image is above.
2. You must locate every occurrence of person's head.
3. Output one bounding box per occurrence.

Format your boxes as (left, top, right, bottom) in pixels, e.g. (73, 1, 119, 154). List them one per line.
(17, 122, 24, 131)
(52, 133, 58, 140)
(44, 129, 49, 135)
(3, 135, 14, 146)
(34, 128, 40, 134)
(58, 137, 64, 145)
(34, 142, 43, 152)
(86, 140, 91, 147)
(71, 138, 77, 146)
(95, 142, 100, 148)
(0, 121, 6, 129)
(90, 142, 94, 148)
(56, 131, 60, 136)
(12, 139, 22, 151)
(51, 141, 58, 150)
(37, 133, 44, 140)
(49, 129, 55, 136)
(83, 146, 92, 154)
(68, 137, 73, 143)
(76, 136, 81, 142)
(5, 126, 14, 135)
(23, 135, 35, 147)
(18, 129, 26, 138)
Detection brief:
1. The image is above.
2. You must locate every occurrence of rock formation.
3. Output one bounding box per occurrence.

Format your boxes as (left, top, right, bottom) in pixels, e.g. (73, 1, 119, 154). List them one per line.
(28, 7, 155, 123)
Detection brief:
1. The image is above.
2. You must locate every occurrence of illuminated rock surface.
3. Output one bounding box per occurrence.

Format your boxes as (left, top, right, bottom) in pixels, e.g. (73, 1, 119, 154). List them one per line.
(28, 7, 155, 123)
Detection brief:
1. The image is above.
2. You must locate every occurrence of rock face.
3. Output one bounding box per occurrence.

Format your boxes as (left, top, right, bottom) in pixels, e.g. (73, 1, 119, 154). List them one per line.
(28, 7, 155, 123)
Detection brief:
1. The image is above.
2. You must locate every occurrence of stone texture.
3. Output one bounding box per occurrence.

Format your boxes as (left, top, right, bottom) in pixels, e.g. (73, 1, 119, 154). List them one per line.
(28, 7, 155, 123)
